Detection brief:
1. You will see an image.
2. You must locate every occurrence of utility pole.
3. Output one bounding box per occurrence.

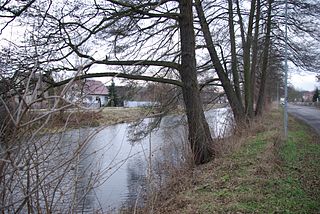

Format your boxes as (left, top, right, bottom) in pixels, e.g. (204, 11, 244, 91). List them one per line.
(277, 81, 279, 104)
(284, 0, 288, 139)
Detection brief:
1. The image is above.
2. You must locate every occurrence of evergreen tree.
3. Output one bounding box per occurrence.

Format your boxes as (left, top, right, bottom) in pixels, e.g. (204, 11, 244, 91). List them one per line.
(312, 87, 319, 102)
(107, 79, 118, 107)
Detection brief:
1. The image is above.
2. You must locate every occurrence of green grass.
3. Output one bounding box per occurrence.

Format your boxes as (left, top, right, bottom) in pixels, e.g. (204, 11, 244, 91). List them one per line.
(230, 118, 320, 213)
(155, 109, 320, 214)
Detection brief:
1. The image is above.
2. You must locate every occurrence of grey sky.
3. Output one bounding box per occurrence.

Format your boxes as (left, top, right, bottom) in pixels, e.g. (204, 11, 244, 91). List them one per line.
(290, 72, 318, 91)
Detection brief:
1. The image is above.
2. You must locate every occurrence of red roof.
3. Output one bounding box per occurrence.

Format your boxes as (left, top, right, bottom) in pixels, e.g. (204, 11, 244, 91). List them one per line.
(82, 80, 108, 95)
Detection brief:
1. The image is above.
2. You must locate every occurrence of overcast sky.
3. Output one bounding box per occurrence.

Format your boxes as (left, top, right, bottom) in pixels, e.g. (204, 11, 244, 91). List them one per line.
(1, 15, 319, 92)
(290, 71, 318, 91)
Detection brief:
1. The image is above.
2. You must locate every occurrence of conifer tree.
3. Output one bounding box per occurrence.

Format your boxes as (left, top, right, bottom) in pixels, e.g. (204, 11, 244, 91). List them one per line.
(313, 87, 319, 102)
(107, 79, 118, 107)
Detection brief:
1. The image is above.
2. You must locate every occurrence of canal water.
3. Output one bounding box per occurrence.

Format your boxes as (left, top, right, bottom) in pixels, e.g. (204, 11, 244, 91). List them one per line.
(22, 107, 231, 213)
(62, 107, 232, 212)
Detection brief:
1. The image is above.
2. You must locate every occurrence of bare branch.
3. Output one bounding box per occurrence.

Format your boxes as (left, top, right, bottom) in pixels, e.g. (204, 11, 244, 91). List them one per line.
(50, 72, 183, 88)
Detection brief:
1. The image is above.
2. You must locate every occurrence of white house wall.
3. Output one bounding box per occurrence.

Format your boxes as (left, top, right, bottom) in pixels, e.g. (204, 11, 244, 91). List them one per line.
(123, 101, 159, 108)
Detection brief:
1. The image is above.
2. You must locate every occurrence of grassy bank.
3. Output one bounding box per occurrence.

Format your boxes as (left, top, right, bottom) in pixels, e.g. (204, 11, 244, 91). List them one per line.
(151, 108, 320, 213)
(37, 103, 227, 132)
(32, 107, 158, 133)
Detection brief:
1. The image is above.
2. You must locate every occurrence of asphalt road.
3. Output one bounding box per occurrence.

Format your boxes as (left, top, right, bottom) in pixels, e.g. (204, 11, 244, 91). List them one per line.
(287, 104, 320, 135)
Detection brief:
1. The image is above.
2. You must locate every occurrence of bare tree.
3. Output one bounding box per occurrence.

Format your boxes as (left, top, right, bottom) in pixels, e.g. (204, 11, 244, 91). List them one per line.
(194, 0, 247, 125)
(0, 63, 108, 212)
(2, 0, 215, 163)
(0, 0, 37, 33)
(255, 0, 273, 116)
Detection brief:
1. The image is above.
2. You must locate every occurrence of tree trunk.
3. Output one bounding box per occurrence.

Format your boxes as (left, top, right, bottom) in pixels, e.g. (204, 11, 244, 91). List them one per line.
(179, 0, 213, 165)
(256, 0, 273, 116)
(236, 0, 256, 118)
(250, 0, 261, 113)
(227, 0, 242, 105)
(195, 0, 246, 127)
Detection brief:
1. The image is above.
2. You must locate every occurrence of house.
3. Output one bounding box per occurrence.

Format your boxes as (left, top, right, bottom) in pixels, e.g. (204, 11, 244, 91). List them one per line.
(67, 79, 108, 108)
(114, 85, 161, 107)
(11, 72, 109, 109)
(123, 100, 159, 108)
(302, 91, 313, 102)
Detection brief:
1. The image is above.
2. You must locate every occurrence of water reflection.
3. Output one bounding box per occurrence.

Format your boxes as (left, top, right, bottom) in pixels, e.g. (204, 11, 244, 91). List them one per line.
(68, 107, 231, 213)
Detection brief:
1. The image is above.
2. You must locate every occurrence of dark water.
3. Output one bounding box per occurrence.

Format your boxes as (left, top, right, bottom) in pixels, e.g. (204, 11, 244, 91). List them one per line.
(64, 107, 232, 212)
(1, 108, 231, 213)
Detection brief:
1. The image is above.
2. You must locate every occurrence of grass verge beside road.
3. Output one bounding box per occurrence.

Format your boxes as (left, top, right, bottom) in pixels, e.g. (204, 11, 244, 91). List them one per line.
(153, 108, 320, 213)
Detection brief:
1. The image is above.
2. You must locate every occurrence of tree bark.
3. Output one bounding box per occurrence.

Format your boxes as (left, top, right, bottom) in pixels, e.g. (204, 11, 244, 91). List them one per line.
(236, 0, 256, 118)
(179, 0, 213, 164)
(256, 0, 273, 116)
(250, 0, 261, 113)
(227, 0, 242, 105)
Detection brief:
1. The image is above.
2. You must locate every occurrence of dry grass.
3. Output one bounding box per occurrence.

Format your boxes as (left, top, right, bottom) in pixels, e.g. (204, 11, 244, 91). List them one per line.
(137, 111, 281, 213)
(29, 107, 160, 133)
(145, 107, 320, 214)
(99, 107, 159, 125)
(36, 104, 226, 132)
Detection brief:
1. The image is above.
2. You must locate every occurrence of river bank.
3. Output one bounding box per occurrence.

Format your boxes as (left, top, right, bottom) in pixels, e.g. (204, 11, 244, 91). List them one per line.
(134, 107, 320, 213)
(31, 103, 227, 133)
